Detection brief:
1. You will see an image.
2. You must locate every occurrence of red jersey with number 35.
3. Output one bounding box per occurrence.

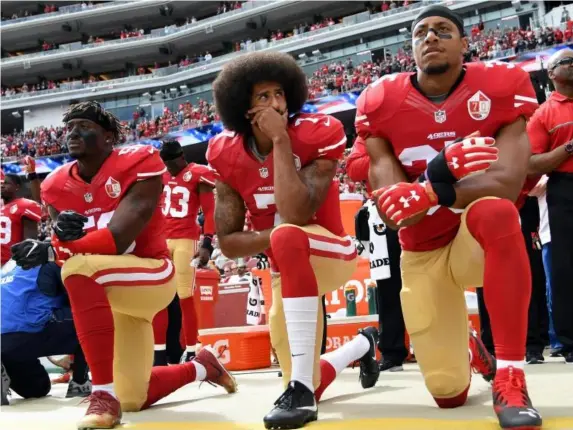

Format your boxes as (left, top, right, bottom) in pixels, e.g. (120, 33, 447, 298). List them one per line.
(162, 163, 218, 240)
(355, 62, 539, 251)
(41, 145, 170, 259)
(206, 113, 347, 261)
(0, 198, 42, 265)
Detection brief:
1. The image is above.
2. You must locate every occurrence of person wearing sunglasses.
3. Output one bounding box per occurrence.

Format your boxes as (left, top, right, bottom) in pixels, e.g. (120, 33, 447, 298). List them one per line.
(527, 48, 573, 365)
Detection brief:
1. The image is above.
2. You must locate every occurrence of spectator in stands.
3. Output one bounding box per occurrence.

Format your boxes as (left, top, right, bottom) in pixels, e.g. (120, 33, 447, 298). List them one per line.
(527, 48, 573, 364)
(1, 261, 90, 405)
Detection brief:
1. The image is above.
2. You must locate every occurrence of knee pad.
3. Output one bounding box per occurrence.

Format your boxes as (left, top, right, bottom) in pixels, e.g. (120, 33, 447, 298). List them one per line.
(466, 199, 520, 247)
(269, 225, 309, 270)
(400, 283, 434, 336)
(61, 255, 91, 282)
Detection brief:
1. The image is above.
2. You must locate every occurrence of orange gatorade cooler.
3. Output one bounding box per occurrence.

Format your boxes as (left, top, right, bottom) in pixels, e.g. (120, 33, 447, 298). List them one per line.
(193, 269, 220, 330)
(198, 325, 271, 371)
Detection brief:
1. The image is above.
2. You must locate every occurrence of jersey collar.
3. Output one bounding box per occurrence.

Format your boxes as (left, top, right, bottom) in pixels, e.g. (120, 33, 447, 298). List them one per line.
(550, 91, 573, 103)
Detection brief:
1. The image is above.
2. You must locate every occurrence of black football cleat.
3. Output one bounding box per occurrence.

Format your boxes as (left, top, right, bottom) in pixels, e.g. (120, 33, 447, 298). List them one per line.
(357, 326, 380, 389)
(469, 328, 496, 383)
(492, 366, 542, 429)
(263, 380, 318, 429)
(1, 362, 10, 406)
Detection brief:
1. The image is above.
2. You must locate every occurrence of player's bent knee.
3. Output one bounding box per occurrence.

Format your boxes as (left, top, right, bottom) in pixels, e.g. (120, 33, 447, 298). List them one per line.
(270, 224, 308, 254)
(466, 198, 520, 245)
(425, 370, 470, 405)
(60, 255, 92, 281)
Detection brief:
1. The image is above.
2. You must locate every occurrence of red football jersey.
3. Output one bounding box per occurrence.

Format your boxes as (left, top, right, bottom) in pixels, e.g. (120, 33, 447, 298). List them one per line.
(162, 163, 218, 240)
(0, 198, 42, 265)
(355, 62, 539, 251)
(207, 113, 347, 263)
(41, 145, 170, 260)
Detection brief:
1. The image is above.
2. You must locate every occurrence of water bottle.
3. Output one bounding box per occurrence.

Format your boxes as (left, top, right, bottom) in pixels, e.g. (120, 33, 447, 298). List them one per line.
(367, 281, 378, 315)
(345, 285, 357, 317)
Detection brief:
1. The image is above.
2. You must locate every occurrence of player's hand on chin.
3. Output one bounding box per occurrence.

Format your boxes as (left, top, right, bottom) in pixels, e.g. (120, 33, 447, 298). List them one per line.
(248, 107, 288, 142)
(373, 182, 435, 228)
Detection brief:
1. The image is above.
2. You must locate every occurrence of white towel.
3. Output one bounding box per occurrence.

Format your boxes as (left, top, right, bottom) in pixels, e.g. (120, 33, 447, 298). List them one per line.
(366, 200, 391, 280)
(245, 274, 262, 325)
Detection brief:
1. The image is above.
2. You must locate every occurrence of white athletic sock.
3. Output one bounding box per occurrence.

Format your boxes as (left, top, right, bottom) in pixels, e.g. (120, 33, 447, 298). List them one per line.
(321, 333, 371, 375)
(93, 383, 116, 398)
(186, 345, 196, 353)
(154, 344, 166, 351)
(497, 359, 525, 370)
(193, 361, 207, 381)
(283, 296, 319, 392)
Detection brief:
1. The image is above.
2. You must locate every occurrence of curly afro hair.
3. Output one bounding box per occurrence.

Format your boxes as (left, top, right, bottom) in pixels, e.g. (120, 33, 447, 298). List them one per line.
(213, 51, 308, 135)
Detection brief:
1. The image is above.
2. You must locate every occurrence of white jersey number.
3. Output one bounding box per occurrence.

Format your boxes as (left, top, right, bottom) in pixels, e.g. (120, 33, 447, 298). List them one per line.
(0, 216, 12, 245)
(83, 210, 136, 254)
(253, 193, 282, 226)
(162, 185, 190, 218)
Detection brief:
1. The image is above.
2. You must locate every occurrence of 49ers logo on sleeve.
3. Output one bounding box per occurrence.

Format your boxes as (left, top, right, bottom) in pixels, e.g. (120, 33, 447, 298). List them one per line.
(467, 91, 491, 121)
(105, 177, 121, 199)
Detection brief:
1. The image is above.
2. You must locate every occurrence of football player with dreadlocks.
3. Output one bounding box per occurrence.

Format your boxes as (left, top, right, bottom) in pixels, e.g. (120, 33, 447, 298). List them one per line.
(11, 101, 237, 430)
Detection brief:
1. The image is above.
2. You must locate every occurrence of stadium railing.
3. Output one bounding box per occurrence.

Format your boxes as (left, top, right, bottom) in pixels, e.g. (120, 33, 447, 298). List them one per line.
(1, 0, 277, 63)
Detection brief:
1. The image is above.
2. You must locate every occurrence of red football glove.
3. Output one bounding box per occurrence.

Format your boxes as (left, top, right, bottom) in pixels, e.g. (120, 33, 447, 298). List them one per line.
(445, 136, 498, 180)
(373, 182, 437, 227)
(23, 156, 36, 175)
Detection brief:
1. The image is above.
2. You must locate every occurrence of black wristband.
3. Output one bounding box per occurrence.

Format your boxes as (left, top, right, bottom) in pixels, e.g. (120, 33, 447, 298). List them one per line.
(27, 172, 38, 181)
(431, 182, 457, 207)
(426, 149, 457, 184)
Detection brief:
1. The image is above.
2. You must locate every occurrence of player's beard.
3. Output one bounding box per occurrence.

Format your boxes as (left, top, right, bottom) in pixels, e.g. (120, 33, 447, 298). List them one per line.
(423, 62, 450, 75)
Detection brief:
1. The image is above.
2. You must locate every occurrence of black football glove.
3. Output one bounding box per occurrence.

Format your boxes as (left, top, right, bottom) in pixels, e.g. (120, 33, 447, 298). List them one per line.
(11, 239, 56, 270)
(54, 210, 88, 242)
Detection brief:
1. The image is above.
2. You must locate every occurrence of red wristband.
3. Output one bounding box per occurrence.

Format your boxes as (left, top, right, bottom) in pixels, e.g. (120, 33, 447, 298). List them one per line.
(56, 228, 118, 256)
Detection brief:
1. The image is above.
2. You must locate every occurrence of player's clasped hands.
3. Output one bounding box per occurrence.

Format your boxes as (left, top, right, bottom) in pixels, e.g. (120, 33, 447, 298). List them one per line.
(373, 182, 436, 227)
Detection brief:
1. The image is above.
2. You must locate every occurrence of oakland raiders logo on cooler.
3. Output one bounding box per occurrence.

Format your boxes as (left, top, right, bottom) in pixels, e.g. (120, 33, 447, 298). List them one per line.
(434, 109, 446, 123)
(259, 168, 269, 178)
(84, 193, 93, 203)
(183, 171, 192, 182)
(105, 177, 121, 199)
(467, 91, 491, 121)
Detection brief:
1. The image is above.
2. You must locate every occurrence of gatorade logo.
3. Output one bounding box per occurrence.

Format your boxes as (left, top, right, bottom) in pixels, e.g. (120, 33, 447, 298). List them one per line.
(370, 258, 390, 269)
(326, 335, 357, 350)
(203, 339, 231, 365)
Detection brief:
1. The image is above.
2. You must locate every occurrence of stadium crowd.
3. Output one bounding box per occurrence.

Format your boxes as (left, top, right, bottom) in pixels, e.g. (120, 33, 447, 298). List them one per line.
(4, 18, 573, 159)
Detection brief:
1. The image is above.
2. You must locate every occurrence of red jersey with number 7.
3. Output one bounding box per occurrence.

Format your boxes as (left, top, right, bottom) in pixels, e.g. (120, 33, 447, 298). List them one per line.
(355, 61, 539, 251)
(206, 113, 348, 262)
(162, 163, 218, 240)
(41, 145, 170, 259)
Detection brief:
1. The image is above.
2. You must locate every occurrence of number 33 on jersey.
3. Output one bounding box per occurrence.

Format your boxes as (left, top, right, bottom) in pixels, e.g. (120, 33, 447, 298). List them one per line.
(161, 163, 218, 240)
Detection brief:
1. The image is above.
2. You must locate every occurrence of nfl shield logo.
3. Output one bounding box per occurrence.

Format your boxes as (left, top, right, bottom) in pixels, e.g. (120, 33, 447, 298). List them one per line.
(183, 171, 192, 182)
(105, 177, 121, 199)
(259, 168, 269, 178)
(434, 110, 446, 123)
(467, 91, 491, 121)
(84, 193, 93, 203)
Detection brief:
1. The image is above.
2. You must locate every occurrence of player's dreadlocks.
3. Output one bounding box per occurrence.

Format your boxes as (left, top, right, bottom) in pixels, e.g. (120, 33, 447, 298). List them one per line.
(213, 51, 308, 135)
(63, 101, 125, 142)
